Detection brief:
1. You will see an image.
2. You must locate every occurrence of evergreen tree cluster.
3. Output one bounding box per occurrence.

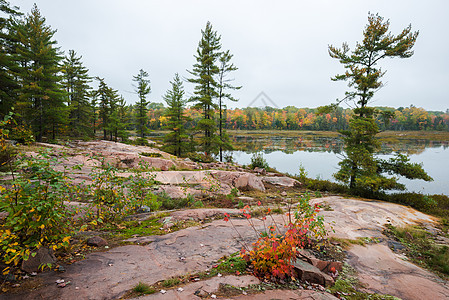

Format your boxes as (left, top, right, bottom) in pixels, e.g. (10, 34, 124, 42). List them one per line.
(0, 2, 155, 143)
(0, 3, 241, 157)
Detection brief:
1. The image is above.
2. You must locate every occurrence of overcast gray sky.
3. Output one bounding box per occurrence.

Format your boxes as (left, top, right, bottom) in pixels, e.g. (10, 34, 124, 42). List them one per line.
(9, 0, 449, 111)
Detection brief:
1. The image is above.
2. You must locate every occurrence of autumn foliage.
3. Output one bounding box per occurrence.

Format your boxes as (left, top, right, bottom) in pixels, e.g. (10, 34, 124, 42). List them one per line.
(225, 193, 327, 281)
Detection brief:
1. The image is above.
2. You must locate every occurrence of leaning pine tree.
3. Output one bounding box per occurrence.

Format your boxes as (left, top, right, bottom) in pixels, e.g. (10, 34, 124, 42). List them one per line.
(163, 73, 190, 157)
(188, 21, 221, 156)
(327, 13, 432, 195)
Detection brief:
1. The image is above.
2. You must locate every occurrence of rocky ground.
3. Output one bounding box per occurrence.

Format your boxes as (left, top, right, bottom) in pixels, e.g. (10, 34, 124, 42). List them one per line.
(1, 141, 449, 299)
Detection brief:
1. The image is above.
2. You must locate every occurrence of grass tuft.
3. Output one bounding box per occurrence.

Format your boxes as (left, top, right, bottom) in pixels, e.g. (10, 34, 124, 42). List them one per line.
(133, 282, 156, 295)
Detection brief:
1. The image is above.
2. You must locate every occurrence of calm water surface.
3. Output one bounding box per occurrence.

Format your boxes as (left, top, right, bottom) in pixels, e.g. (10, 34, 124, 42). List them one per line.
(230, 134, 449, 195)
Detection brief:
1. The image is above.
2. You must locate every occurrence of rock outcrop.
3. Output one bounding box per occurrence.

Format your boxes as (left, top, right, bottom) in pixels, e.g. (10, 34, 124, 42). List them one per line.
(21, 247, 56, 274)
(262, 176, 301, 187)
(293, 259, 334, 287)
(209, 170, 265, 192)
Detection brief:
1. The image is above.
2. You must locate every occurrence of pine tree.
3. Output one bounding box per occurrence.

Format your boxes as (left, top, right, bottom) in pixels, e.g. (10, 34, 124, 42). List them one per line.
(108, 95, 128, 142)
(328, 13, 431, 194)
(95, 77, 119, 140)
(0, 0, 21, 117)
(132, 69, 151, 139)
(90, 90, 98, 136)
(14, 4, 66, 141)
(217, 50, 241, 161)
(62, 50, 92, 137)
(188, 21, 221, 156)
(163, 73, 190, 157)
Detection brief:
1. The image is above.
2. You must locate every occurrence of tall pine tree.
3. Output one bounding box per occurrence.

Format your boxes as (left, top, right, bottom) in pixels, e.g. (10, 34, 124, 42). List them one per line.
(188, 21, 221, 156)
(62, 50, 92, 137)
(132, 69, 151, 140)
(95, 77, 119, 140)
(108, 95, 128, 142)
(14, 4, 66, 141)
(163, 73, 190, 157)
(0, 0, 21, 117)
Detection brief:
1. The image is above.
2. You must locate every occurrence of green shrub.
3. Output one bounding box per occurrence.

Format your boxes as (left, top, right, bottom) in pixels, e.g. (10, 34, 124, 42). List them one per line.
(158, 192, 190, 210)
(88, 163, 130, 223)
(8, 124, 35, 145)
(126, 171, 159, 211)
(161, 277, 180, 288)
(0, 112, 16, 171)
(0, 151, 73, 272)
(0, 143, 15, 172)
(134, 137, 150, 146)
(305, 178, 348, 194)
(140, 152, 162, 158)
(387, 193, 437, 211)
(249, 152, 269, 170)
(216, 253, 247, 274)
(133, 282, 156, 295)
(186, 152, 214, 163)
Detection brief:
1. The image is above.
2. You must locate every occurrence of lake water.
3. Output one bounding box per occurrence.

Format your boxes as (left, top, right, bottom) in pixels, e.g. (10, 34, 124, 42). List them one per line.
(229, 133, 449, 195)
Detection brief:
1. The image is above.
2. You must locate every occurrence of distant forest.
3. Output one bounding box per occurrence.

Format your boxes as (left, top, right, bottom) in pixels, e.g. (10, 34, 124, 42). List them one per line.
(146, 104, 449, 132)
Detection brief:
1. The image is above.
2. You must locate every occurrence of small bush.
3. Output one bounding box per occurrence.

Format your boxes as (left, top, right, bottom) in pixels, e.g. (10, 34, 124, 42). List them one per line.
(133, 282, 156, 295)
(140, 152, 162, 158)
(387, 193, 438, 211)
(0, 143, 15, 172)
(8, 124, 35, 145)
(224, 153, 234, 163)
(304, 178, 348, 194)
(237, 200, 244, 209)
(134, 137, 150, 146)
(0, 112, 16, 171)
(192, 199, 204, 208)
(159, 193, 191, 210)
(216, 253, 247, 274)
(186, 152, 214, 163)
(161, 277, 180, 288)
(249, 152, 269, 170)
(227, 193, 327, 281)
(0, 151, 73, 272)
